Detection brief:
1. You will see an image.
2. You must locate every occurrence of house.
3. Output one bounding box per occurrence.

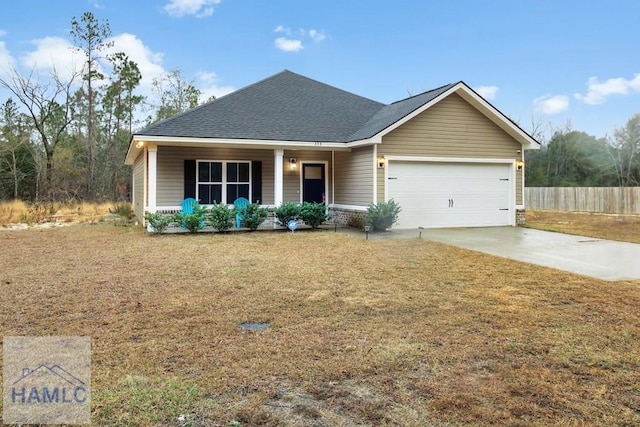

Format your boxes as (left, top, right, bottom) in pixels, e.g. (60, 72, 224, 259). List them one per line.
(125, 70, 539, 230)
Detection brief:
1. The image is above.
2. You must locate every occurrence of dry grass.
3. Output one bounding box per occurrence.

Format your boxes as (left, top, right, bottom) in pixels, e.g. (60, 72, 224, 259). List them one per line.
(526, 210, 640, 243)
(0, 200, 122, 226)
(0, 199, 28, 225)
(1, 224, 639, 426)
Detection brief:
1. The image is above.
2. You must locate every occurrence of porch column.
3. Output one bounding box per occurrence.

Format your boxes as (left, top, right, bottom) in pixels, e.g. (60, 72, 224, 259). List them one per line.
(274, 149, 284, 207)
(147, 144, 157, 232)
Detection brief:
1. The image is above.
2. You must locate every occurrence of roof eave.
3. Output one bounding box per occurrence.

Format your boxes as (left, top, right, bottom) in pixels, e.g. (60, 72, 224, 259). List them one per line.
(125, 135, 354, 164)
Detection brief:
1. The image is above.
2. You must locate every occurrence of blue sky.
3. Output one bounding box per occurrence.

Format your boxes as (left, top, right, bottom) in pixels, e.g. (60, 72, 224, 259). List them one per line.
(1, 0, 639, 141)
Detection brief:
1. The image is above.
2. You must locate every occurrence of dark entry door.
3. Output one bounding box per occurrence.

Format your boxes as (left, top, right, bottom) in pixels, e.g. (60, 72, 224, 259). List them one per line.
(302, 163, 326, 203)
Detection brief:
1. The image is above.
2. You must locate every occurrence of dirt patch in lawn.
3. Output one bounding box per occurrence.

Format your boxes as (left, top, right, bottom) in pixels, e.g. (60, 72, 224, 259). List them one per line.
(525, 210, 640, 243)
(1, 224, 639, 426)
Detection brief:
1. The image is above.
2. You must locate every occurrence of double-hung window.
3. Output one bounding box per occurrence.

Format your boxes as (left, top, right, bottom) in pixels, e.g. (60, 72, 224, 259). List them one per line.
(197, 161, 250, 204)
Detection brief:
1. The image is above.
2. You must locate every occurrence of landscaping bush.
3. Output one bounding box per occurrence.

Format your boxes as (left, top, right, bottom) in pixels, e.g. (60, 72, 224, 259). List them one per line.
(274, 202, 301, 228)
(209, 202, 235, 232)
(174, 202, 208, 233)
(365, 199, 401, 231)
(300, 202, 328, 229)
(144, 212, 173, 234)
(242, 202, 268, 231)
(109, 203, 133, 219)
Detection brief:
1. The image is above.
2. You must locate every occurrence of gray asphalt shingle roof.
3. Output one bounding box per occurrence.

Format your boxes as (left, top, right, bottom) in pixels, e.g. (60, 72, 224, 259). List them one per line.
(137, 70, 456, 143)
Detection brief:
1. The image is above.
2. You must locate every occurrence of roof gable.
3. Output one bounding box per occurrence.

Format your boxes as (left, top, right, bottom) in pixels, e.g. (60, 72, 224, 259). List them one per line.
(346, 83, 456, 141)
(365, 81, 540, 149)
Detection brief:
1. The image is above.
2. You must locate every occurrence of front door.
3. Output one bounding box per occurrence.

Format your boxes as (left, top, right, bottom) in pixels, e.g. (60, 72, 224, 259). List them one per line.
(302, 163, 326, 203)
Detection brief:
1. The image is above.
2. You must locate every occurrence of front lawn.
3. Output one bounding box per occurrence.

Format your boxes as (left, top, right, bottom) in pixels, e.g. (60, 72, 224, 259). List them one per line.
(1, 224, 639, 425)
(525, 209, 640, 243)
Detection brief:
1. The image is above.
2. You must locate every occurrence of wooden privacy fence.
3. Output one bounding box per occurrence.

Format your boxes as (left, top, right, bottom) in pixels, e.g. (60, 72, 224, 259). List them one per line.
(525, 187, 640, 214)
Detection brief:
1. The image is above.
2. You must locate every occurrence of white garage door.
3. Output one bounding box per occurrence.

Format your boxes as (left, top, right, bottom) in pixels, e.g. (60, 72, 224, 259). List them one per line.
(387, 161, 513, 228)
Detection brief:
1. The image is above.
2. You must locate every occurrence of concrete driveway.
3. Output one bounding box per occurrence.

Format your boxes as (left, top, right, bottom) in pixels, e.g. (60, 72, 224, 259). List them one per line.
(421, 227, 640, 281)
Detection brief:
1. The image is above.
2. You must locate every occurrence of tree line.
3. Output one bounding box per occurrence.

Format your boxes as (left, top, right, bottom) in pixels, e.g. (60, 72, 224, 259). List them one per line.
(0, 12, 203, 202)
(2, 12, 640, 202)
(525, 114, 640, 187)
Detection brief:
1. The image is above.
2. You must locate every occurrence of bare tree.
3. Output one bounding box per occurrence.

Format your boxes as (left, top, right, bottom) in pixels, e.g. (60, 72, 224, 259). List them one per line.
(0, 67, 80, 199)
(147, 69, 202, 125)
(608, 114, 640, 187)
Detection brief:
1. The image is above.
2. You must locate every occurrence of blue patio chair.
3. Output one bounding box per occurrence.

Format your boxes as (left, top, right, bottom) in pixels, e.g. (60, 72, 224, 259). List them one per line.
(182, 198, 197, 214)
(181, 197, 202, 230)
(233, 197, 250, 229)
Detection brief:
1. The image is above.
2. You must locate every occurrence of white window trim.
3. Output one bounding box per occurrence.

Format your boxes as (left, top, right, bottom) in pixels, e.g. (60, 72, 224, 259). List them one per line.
(196, 160, 252, 205)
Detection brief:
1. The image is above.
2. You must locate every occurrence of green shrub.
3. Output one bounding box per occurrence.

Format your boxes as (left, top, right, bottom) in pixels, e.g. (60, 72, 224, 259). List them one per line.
(174, 202, 208, 233)
(365, 199, 402, 231)
(242, 202, 268, 231)
(300, 202, 328, 229)
(144, 212, 173, 234)
(208, 202, 235, 231)
(109, 203, 133, 219)
(274, 202, 301, 228)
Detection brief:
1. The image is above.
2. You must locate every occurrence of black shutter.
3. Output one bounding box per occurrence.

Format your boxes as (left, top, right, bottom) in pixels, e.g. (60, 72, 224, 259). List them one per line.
(251, 161, 262, 203)
(184, 160, 196, 199)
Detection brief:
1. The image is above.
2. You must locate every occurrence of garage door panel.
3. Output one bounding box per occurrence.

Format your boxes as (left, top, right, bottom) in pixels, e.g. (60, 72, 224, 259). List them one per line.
(388, 161, 512, 228)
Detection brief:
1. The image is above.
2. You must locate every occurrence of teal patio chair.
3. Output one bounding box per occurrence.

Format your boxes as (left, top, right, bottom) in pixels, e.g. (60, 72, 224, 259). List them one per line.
(233, 197, 250, 229)
(181, 197, 202, 230)
(182, 198, 197, 214)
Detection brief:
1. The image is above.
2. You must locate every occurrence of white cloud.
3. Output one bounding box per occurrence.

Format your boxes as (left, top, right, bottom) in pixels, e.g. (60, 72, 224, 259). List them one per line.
(574, 74, 640, 105)
(0, 29, 7, 38)
(196, 71, 235, 101)
(19, 33, 166, 91)
(533, 94, 569, 115)
(6, 29, 231, 127)
(475, 85, 498, 100)
(273, 26, 326, 52)
(275, 37, 303, 53)
(107, 36, 234, 106)
(20, 36, 85, 79)
(274, 25, 290, 35)
(163, 0, 221, 18)
(308, 29, 326, 42)
(0, 41, 15, 77)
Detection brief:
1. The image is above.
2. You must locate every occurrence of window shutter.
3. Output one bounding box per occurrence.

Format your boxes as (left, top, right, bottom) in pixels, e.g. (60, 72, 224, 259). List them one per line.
(251, 161, 262, 203)
(184, 160, 196, 199)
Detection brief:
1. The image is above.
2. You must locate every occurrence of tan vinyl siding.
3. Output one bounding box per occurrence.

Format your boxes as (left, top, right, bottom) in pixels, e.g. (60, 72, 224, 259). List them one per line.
(380, 93, 523, 205)
(156, 146, 274, 206)
(334, 146, 374, 206)
(282, 150, 332, 203)
(133, 152, 145, 222)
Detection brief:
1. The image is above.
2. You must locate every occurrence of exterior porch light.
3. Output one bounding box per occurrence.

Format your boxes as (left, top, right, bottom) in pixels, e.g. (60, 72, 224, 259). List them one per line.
(289, 157, 297, 168)
(135, 140, 145, 149)
(377, 157, 385, 168)
(516, 160, 524, 171)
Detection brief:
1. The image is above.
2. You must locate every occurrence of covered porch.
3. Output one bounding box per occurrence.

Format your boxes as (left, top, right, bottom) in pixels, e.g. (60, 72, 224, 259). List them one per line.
(131, 141, 377, 228)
